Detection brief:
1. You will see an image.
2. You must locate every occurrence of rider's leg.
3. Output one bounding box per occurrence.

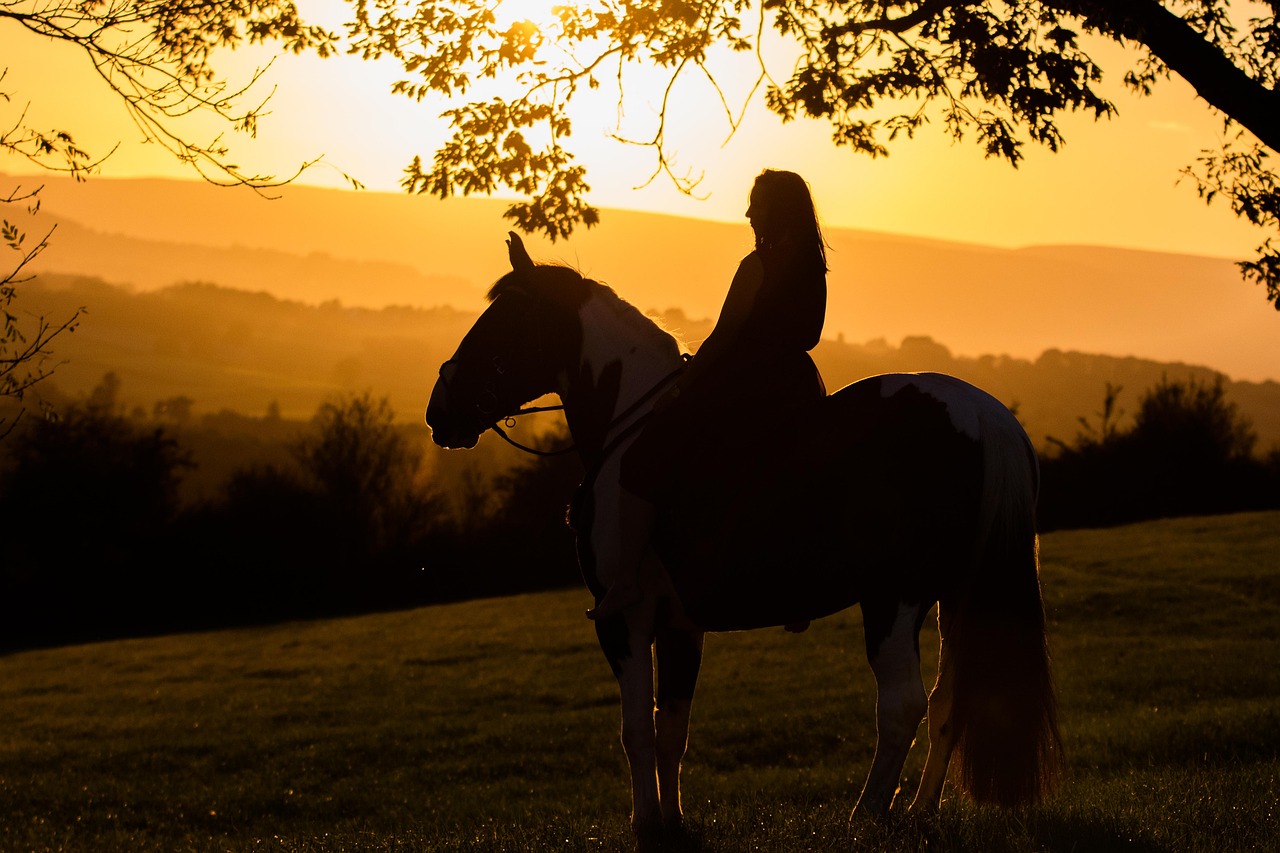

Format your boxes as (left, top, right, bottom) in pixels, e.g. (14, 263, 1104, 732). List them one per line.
(588, 486, 654, 620)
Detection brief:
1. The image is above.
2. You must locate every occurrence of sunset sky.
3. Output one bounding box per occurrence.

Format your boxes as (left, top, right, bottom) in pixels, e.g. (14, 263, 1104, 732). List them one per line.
(0, 0, 1267, 260)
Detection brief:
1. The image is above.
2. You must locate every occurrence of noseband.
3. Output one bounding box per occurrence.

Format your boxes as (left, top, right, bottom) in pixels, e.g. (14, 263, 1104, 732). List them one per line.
(435, 354, 562, 434)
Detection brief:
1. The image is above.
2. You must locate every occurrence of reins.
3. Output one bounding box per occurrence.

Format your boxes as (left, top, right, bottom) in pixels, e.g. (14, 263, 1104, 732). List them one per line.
(492, 416, 574, 457)
(490, 356, 689, 459)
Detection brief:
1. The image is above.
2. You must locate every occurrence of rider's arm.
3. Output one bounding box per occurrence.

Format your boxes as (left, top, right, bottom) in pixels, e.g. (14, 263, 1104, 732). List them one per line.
(671, 253, 763, 394)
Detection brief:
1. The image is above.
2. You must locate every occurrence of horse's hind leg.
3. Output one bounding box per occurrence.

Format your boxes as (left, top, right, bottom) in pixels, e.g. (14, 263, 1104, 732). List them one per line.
(853, 599, 930, 818)
(911, 613, 958, 814)
(654, 624, 704, 828)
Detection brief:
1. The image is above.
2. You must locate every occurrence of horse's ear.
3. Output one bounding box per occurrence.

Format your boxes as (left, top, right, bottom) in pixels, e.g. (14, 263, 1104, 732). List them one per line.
(507, 231, 535, 276)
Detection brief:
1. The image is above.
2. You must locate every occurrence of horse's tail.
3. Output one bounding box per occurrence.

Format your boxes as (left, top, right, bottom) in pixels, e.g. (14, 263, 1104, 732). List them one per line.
(946, 409, 1062, 808)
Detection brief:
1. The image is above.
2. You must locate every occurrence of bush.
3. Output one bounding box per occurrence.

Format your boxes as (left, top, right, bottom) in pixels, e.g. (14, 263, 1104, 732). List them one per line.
(1039, 376, 1280, 530)
(0, 404, 192, 648)
(0, 391, 583, 650)
(428, 428, 584, 601)
(187, 393, 451, 616)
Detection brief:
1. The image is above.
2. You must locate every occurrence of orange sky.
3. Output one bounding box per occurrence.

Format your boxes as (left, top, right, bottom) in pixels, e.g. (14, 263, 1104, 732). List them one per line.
(0, 0, 1267, 259)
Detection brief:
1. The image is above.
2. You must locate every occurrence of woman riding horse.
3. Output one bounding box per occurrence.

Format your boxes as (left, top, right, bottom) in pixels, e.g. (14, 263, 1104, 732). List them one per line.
(427, 224, 1060, 825)
(588, 169, 830, 620)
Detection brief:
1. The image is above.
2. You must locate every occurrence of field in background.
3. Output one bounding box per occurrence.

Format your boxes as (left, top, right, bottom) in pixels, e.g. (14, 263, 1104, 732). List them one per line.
(1, 512, 1277, 852)
(20, 276, 1280, 454)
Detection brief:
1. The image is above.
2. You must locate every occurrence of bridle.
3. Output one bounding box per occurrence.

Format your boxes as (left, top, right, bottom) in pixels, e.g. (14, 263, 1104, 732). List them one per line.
(432, 287, 561, 447)
(434, 352, 551, 445)
(433, 280, 688, 462)
(438, 352, 689, 461)
(493, 404, 573, 457)
(496, 357, 689, 458)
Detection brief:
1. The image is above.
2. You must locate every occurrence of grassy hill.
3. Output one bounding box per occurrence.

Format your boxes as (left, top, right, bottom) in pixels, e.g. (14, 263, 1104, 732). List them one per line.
(2, 511, 1276, 852)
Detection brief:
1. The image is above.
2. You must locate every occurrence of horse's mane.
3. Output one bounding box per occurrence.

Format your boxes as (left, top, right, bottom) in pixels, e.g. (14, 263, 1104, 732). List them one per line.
(487, 263, 589, 306)
(489, 263, 682, 356)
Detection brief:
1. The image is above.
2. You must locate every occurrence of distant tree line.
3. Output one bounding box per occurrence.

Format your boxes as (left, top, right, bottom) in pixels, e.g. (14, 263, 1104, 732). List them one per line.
(1, 373, 1277, 651)
(19, 276, 1280, 457)
(1038, 376, 1280, 530)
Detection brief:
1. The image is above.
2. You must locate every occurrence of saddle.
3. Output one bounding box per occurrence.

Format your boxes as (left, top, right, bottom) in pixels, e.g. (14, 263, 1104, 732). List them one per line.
(650, 395, 861, 632)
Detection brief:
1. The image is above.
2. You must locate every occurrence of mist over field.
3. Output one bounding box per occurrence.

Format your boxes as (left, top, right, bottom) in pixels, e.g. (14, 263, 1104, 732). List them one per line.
(16, 274, 1280, 459)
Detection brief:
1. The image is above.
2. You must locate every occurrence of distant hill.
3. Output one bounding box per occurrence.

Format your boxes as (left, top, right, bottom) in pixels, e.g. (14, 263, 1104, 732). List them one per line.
(28, 217, 480, 309)
(8, 172, 1278, 383)
(20, 276, 468, 424)
(20, 276, 1280, 453)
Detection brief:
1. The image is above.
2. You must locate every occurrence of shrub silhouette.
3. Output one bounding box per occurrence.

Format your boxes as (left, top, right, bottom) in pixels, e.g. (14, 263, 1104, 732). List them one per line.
(0, 404, 191, 648)
(429, 426, 583, 601)
(24, 376, 1271, 646)
(1040, 376, 1278, 529)
(188, 392, 448, 616)
(292, 393, 438, 568)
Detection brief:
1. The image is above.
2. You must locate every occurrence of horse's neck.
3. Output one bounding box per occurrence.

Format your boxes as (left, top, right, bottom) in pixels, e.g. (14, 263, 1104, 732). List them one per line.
(559, 290, 682, 448)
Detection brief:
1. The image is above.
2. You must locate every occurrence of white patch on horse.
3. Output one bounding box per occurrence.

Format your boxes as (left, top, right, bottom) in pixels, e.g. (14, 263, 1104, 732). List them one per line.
(567, 288, 685, 596)
(879, 373, 983, 440)
(858, 601, 930, 814)
(876, 606, 928, 719)
(574, 290, 678, 424)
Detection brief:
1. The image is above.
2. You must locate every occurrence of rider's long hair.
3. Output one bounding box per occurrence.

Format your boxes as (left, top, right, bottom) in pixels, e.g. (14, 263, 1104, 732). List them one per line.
(751, 169, 828, 274)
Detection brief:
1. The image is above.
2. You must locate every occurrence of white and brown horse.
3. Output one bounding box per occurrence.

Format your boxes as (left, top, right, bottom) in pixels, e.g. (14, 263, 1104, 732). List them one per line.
(425, 237, 1061, 832)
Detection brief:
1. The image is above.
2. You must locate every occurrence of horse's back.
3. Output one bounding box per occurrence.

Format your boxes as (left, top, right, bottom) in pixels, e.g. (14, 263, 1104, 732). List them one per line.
(829, 372, 1019, 444)
(832, 372, 1038, 505)
(658, 372, 1018, 631)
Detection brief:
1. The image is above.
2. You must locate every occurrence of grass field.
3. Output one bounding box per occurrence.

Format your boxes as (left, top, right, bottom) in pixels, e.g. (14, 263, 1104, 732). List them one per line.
(2, 512, 1278, 852)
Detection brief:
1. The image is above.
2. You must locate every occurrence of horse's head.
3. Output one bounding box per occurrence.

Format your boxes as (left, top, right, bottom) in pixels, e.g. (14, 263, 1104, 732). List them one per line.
(426, 233, 588, 449)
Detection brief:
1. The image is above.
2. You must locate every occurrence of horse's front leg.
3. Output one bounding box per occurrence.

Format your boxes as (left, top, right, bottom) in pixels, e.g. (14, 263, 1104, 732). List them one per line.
(597, 609, 662, 831)
(654, 620, 704, 828)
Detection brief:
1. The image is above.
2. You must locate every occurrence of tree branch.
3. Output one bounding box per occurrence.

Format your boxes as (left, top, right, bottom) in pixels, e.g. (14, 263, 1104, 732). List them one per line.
(824, 0, 977, 39)
(1058, 0, 1280, 151)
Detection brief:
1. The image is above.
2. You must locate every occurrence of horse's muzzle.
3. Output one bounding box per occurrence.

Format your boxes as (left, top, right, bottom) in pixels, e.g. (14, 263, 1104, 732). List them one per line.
(427, 420, 481, 450)
(425, 381, 485, 449)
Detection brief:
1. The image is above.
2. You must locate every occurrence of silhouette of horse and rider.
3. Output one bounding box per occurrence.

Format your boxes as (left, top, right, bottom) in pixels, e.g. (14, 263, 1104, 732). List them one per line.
(426, 170, 1060, 831)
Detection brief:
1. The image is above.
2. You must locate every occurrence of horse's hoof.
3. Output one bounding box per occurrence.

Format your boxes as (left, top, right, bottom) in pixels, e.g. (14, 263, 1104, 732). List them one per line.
(634, 818, 697, 853)
(907, 800, 942, 821)
(632, 821, 665, 853)
(664, 813, 683, 830)
(849, 801, 891, 826)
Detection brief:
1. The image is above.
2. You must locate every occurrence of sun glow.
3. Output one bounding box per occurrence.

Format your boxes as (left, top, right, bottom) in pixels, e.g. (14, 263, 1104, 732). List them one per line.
(0, 0, 1264, 260)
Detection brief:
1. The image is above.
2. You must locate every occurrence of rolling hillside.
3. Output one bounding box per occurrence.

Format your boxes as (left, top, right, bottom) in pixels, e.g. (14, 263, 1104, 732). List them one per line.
(9, 172, 1278, 384)
(19, 276, 1280, 453)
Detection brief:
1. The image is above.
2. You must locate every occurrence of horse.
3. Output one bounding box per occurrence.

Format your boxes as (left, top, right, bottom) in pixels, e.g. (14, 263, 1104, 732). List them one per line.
(425, 235, 1061, 834)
